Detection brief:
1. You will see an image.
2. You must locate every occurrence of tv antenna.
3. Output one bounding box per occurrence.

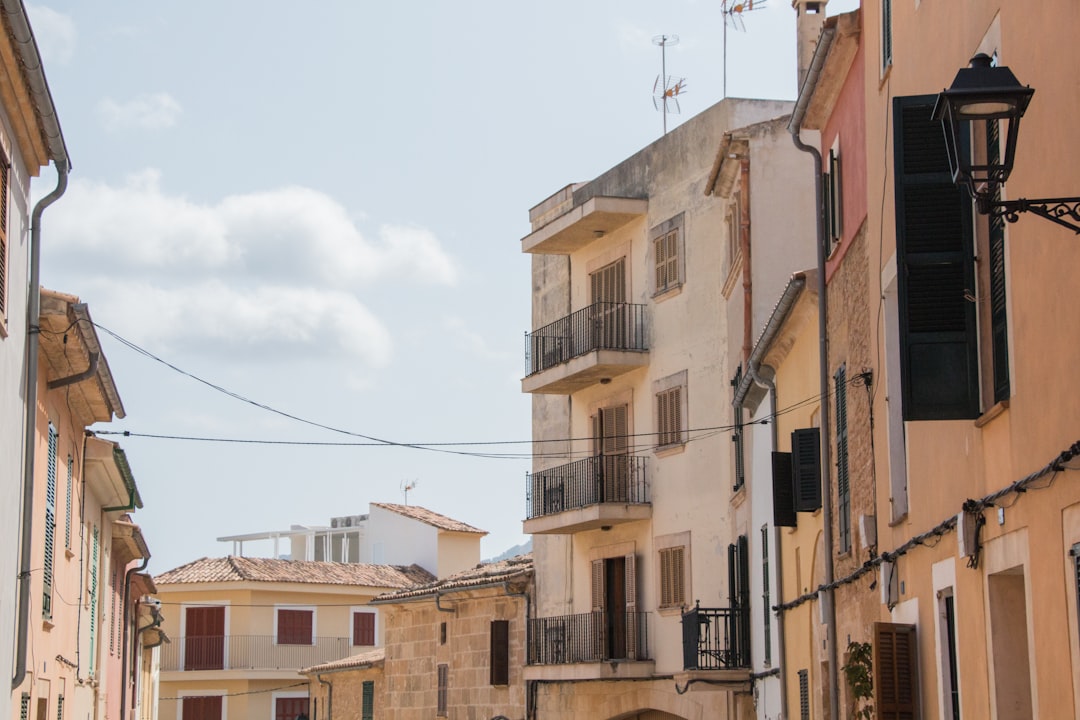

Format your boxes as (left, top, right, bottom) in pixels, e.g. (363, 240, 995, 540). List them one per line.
(652, 34, 685, 136)
(401, 479, 418, 505)
(721, 1, 767, 98)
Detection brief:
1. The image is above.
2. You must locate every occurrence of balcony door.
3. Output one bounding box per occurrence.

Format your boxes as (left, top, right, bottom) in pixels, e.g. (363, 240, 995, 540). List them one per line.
(590, 258, 627, 349)
(591, 552, 638, 660)
(593, 404, 629, 503)
(184, 606, 225, 671)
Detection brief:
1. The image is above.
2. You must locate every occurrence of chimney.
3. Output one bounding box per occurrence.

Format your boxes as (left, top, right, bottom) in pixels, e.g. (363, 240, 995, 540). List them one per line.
(792, 0, 828, 88)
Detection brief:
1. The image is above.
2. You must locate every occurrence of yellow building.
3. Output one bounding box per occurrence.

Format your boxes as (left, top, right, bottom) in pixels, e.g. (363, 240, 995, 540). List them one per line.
(154, 557, 433, 720)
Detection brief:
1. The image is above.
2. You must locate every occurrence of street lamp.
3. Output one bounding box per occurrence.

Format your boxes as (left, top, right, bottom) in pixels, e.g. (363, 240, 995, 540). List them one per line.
(932, 53, 1080, 233)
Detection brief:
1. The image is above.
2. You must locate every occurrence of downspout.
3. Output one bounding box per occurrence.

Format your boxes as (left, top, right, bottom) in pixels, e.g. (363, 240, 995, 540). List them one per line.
(316, 674, 332, 720)
(102, 446, 141, 513)
(788, 24, 839, 720)
(47, 351, 99, 389)
(120, 557, 150, 720)
(14, 162, 69, 692)
(740, 157, 753, 364)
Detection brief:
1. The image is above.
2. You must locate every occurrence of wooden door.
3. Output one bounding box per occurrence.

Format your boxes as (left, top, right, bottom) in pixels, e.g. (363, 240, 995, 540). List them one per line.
(184, 606, 225, 671)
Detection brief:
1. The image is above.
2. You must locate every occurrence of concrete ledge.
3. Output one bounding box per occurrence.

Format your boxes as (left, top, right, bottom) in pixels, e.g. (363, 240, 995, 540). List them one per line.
(524, 659, 656, 682)
(521, 197, 647, 255)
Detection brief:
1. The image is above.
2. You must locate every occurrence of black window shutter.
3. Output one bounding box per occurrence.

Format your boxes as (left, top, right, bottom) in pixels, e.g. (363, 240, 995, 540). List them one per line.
(986, 117, 1011, 403)
(792, 428, 822, 512)
(798, 669, 810, 720)
(490, 620, 509, 685)
(894, 95, 979, 420)
(772, 451, 797, 527)
(874, 622, 918, 720)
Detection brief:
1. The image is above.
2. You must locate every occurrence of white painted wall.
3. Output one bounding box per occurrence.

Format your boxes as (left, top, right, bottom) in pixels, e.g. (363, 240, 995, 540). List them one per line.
(366, 505, 439, 575)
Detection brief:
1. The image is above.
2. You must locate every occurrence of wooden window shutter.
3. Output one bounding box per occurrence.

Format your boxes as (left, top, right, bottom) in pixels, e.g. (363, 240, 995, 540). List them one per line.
(0, 155, 8, 318)
(660, 546, 685, 608)
(655, 234, 667, 290)
(43, 423, 58, 618)
(882, 0, 893, 68)
(353, 611, 376, 646)
(829, 148, 843, 243)
(625, 552, 639, 658)
(792, 428, 821, 512)
(894, 95, 978, 420)
(602, 405, 629, 455)
(361, 681, 375, 720)
(875, 622, 918, 720)
(771, 451, 797, 527)
(437, 664, 449, 716)
(278, 609, 313, 645)
(985, 117, 1010, 403)
(798, 669, 810, 720)
(490, 620, 510, 685)
(591, 559, 605, 613)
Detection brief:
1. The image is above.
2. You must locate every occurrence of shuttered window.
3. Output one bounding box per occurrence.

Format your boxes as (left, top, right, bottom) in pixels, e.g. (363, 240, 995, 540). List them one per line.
(655, 228, 680, 293)
(361, 681, 374, 720)
(986, 117, 1010, 403)
(277, 609, 313, 645)
(825, 147, 843, 247)
(182, 696, 222, 720)
(836, 366, 851, 554)
(875, 622, 918, 720)
(590, 258, 626, 304)
(881, 0, 892, 69)
(761, 526, 771, 666)
(657, 386, 684, 447)
(89, 525, 98, 674)
(44, 423, 58, 619)
(792, 428, 822, 513)
(65, 455, 73, 550)
(0, 150, 8, 321)
(732, 366, 746, 490)
(437, 663, 449, 716)
(353, 611, 376, 646)
(894, 95, 978, 421)
(772, 451, 797, 527)
(659, 546, 686, 608)
(490, 620, 509, 685)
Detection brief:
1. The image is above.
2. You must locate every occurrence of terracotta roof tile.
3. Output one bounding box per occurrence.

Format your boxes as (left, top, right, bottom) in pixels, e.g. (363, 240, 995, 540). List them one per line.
(153, 556, 434, 589)
(371, 503, 487, 535)
(302, 648, 385, 674)
(372, 554, 532, 603)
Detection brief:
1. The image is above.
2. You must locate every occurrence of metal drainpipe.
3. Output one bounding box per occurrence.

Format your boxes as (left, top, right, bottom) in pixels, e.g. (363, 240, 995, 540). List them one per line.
(75, 431, 88, 680)
(120, 555, 150, 720)
(13, 162, 69, 692)
(317, 674, 332, 720)
(788, 26, 839, 720)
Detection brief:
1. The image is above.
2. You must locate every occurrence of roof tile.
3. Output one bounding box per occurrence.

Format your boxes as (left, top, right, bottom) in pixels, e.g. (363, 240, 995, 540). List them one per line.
(154, 556, 434, 589)
(373, 554, 532, 603)
(371, 503, 486, 534)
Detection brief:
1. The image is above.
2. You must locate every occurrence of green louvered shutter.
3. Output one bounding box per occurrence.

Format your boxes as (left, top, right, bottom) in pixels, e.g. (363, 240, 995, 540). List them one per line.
(362, 681, 374, 720)
(65, 455, 73, 550)
(894, 95, 978, 420)
(43, 423, 58, 618)
(89, 525, 99, 674)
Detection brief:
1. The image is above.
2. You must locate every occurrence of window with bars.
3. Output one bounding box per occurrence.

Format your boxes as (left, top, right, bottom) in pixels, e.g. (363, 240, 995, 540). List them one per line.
(361, 681, 374, 720)
(651, 213, 685, 296)
(659, 546, 686, 608)
(353, 611, 376, 646)
(490, 620, 509, 686)
(44, 423, 57, 619)
(437, 663, 449, 716)
(836, 366, 851, 554)
(277, 608, 314, 645)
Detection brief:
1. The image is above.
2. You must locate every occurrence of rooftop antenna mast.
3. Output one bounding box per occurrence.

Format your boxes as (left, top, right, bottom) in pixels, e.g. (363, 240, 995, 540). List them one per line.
(652, 34, 685, 136)
(401, 479, 417, 506)
(721, 1, 768, 98)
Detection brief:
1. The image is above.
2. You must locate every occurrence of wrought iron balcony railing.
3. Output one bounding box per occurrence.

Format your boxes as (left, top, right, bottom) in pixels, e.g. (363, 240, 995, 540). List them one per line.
(681, 603, 751, 670)
(526, 455, 648, 520)
(525, 302, 648, 376)
(161, 635, 353, 672)
(527, 611, 649, 665)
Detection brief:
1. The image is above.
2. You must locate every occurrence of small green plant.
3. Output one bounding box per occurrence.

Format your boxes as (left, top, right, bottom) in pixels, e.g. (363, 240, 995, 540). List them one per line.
(842, 640, 874, 720)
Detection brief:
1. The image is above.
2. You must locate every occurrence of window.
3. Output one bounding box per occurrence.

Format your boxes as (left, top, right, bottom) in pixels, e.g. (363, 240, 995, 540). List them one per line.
(654, 370, 688, 450)
(591, 550, 640, 660)
(771, 428, 822, 527)
(659, 546, 686, 608)
(728, 536, 751, 667)
(590, 257, 626, 304)
(0, 149, 9, 328)
(439, 621, 447, 645)
(824, 145, 843, 250)
(983, 115, 1010, 404)
(835, 366, 851, 554)
(276, 608, 313, 645)
(651, 213, 685, 296)
(881, 0, 893, 70)
(182, 696, 222, 720)
(894, 95, 978, 421)
(732, 366, 746, 491)
(938, 590, 961, 719)
(64, 455, 73, 551)
(352, 611, 376, 646)
(89, 525, 98, 674)
(874, 622, 918, 719)
(437, 663, 449, 716)
(44, 423, 57, 619)
(361, 681, 374, 720)
(761, 525, 771, 666)
(490, 620, 509, 685)
(798, 669, 810, 720)
(273, 697, 308, 720)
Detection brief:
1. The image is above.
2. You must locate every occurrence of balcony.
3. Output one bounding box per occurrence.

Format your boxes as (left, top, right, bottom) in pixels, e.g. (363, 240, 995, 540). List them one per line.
(160, 635, 352, 673)
(525, 612, 653, 681)
(524, 455, 650, 534)
(521, 196, 647, 255)
(523, 302, 648, 395)
(675, 604, 752, 692)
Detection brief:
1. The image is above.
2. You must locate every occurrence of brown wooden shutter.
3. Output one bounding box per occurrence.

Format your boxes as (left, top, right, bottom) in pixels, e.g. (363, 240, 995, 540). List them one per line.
(771, 451, 797, 527)
(489, 620, 510, 685)
(655, 235, 667, 290)
(183, 696, 222, 720)
(875, 622, 918, 720)
(625, 552, 639, 658)
(278, 608, 313, 645)
(602, 405, 629, 455)
(353, 611, 376, 646)
(591, 559, 605, 613)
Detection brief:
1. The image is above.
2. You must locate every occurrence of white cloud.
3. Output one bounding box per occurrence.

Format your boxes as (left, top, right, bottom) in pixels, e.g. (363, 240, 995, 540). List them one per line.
(42, 171, 458, 367)
(97, 93, 183, 131)
(442, 316, 510, 361)
(26, 5, 76, 65)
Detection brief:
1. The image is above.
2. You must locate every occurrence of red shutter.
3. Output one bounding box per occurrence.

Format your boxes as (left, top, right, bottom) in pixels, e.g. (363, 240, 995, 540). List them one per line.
(184, 607, 225, 671)
(353, 611, 376, 646)
(278, 609, 313, 645)
(875, 622, 919, 720)
(182, 696, 222, 720)
(490, 620, 509, 686)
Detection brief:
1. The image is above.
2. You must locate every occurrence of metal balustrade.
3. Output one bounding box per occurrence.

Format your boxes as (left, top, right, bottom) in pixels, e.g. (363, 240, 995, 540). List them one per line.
(527, 611, 649, 665)
(161, 635, 353, 672)
(525, 302, 648, 376)
(526, 455, 648, 519)
(681, 603, 751, 670)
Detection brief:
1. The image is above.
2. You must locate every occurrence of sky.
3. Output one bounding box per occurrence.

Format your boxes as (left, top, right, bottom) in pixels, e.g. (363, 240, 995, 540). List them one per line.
(26, 0, 857, 575)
